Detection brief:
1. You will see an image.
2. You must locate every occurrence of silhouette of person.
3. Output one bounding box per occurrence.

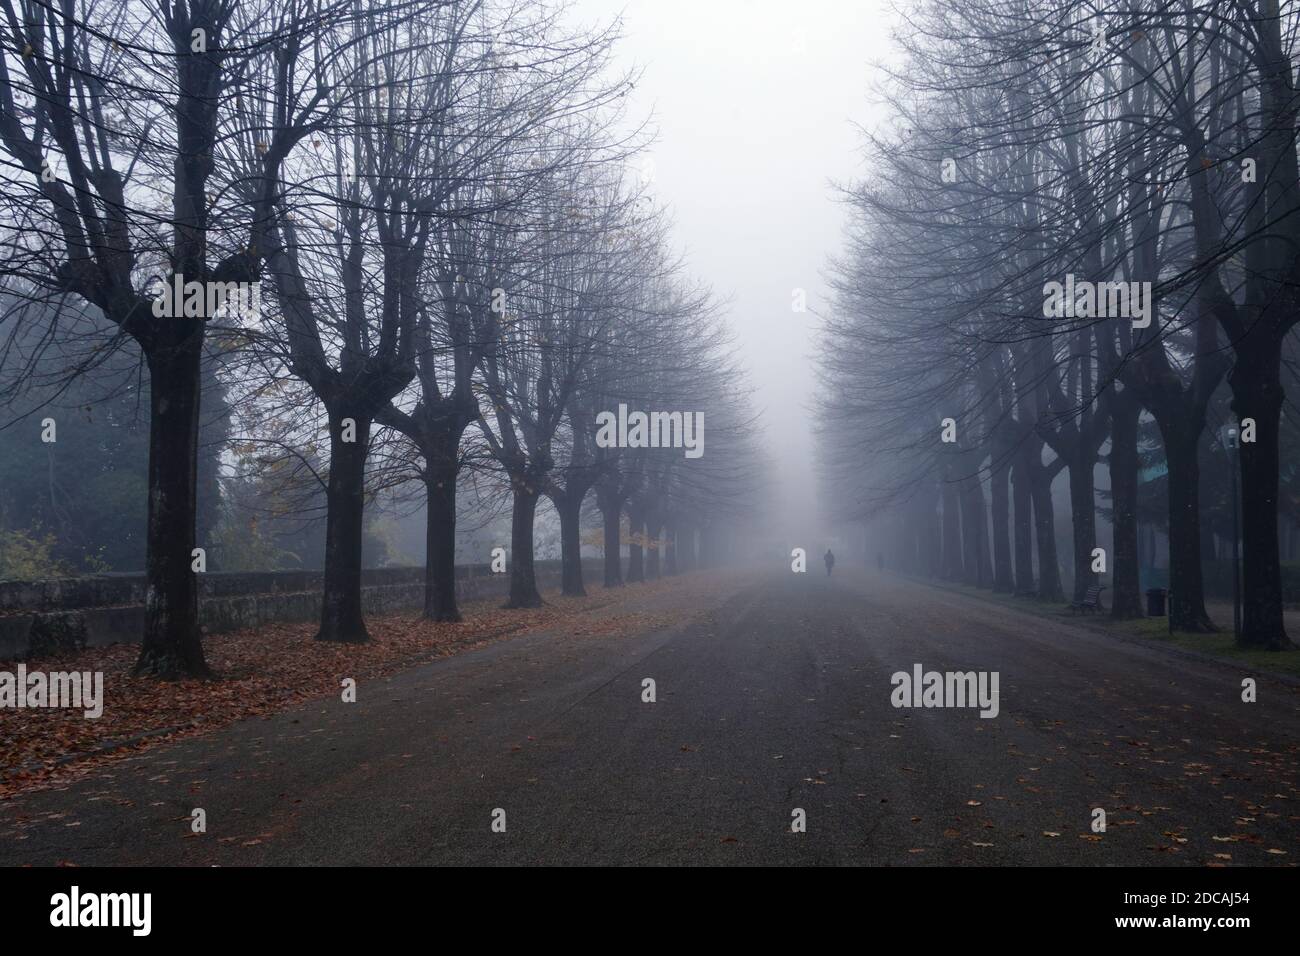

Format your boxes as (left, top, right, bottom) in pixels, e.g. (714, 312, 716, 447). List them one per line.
(824, 549, 835, 576)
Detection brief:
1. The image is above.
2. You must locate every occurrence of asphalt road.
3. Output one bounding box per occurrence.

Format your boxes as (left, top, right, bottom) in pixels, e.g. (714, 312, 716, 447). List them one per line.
(3, 568, 1299, 865)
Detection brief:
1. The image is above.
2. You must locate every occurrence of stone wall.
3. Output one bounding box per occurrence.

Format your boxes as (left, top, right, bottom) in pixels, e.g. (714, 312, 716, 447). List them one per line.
(0, 560, 602, 660)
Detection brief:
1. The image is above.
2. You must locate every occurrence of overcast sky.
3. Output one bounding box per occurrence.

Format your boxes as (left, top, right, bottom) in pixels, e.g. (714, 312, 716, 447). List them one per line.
(571, 0, 896, 543)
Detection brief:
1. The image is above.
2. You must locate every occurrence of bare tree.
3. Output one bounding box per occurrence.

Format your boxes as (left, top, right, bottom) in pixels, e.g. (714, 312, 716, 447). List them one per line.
(0, 0, 352, 674)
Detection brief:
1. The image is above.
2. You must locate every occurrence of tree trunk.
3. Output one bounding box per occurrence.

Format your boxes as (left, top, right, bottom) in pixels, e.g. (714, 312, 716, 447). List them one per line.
(422, 459, 461, 622)
(990, 452, 1015, 592)
(317, 412, 372, 643)
(941, 463, 963, 580)
(960, 479, 981, 586)
(665, 526, 678, 575)
(1229, 351, 1294, 648)
(556, 492, 586, 597)
(1158, 421, 1217, 632)
(959, 467, 991, 587)
(1011, 453, 1036, 595)
(924, 483, 942, 575)
(505, 482, 543, 608)
(1029, 457, 1064, 601)
(599, 495, 623, 587)
(1066, 451, 1099, 604)
(133, 331, 210, 678)
(902, 504, 921, 572)
(1108, 390, 1144, 618)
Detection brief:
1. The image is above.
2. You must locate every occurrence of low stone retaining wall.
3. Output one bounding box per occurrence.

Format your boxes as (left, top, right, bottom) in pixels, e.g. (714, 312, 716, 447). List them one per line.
(0, 560, 602, 660)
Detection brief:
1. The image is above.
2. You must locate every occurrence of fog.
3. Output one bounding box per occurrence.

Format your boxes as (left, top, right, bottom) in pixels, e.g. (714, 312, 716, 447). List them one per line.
(2, 0, 1295, 635)
(5, 0, 1300, 882)
(571, 0, 894, 545)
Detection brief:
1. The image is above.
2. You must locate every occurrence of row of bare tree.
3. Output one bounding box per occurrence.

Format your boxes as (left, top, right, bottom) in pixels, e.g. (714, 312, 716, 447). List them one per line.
(818, 0, 1300, 650)
(0, 0, 761, 677)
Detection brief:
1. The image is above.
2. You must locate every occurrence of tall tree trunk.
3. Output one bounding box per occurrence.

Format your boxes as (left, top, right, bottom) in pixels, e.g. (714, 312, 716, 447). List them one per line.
(1229, 351, 1294, 648)
(941, 462, 963, 580)
(1158, 422, 1216, 632)
(990, 452, 1015, 592)
(1011, 453, 1036, 595)
(317, 412, 372, 643)
(904, 505, 921, 572)
(627, 505, 646, 582)
(1199, 518, 1217, 572)
(959, 466, 991, 587)
(505, 482, 543, 608)
(134, 331, 210, 677)
(555, 492, 586, 597)
(1066, 451, 1099, 604)
(1029, 457, 1064, 601)
(960, 478, 981, 587)
(598, 492, 623, 587)
(1108, 390, 1144, 618)
(665, 526, 678, 575)
(923, 483, 942, 575)
(422, 455, 461, 621)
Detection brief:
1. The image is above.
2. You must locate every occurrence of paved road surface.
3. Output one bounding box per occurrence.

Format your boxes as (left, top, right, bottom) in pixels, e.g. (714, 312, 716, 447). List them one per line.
(3, 569, 1298, 865)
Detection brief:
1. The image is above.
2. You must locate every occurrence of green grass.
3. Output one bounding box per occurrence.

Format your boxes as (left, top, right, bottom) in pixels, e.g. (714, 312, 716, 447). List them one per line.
(1111, 617, 1300, 677)
(917, 576, 1300, 678)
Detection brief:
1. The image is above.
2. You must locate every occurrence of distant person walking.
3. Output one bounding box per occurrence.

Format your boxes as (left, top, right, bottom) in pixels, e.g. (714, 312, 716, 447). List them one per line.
(824, 549, 835, 576)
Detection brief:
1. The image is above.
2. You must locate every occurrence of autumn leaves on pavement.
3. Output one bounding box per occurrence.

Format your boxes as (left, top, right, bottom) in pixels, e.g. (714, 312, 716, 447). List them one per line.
(1, 573, 733, 798)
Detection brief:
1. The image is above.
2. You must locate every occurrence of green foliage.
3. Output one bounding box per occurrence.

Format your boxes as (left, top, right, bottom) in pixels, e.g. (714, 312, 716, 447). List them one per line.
(0, 526, 68, 580)
(0, 405, 149, 571)
(209, 464, 325, 572)
(362, 514, 406, 568)
(0, 346, 230, 576)
(208, 511, 299, 572)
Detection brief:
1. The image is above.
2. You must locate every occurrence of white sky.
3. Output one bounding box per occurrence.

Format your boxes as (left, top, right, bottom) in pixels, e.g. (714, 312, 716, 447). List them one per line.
(570, 0, 896, 542)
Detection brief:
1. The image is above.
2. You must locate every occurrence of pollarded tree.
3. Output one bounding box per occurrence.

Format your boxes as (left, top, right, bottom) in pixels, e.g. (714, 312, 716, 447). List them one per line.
(475, 166, 648, 607)
(374, 2, 637, 617)
(0, 0, 353, 675)
(545, 225, 720, 595)
(251, 4, 488, 642)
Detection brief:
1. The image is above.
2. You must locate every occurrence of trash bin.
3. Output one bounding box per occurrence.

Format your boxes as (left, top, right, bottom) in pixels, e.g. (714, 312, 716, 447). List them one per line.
(1145, 587, 1167, 616)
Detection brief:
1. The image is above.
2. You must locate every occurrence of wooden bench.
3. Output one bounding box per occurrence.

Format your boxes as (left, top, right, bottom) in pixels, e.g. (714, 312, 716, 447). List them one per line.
(1069, 585, 1106, 615)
